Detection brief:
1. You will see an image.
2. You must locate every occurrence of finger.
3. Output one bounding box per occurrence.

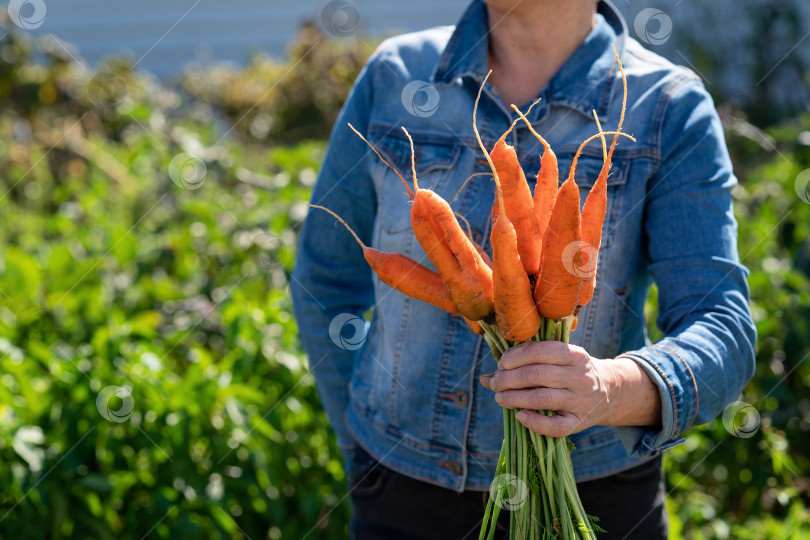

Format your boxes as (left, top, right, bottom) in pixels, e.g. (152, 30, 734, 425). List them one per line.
(515, 410, 584, 438)
(488, 364, 569, 392)
(479, 371, 497, 390)
(498, 341, 585, 371)
(495, 388, 573, 411)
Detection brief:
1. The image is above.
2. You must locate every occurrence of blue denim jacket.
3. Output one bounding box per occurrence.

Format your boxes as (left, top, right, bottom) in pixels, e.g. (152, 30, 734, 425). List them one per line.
(291, 0, 756, 491)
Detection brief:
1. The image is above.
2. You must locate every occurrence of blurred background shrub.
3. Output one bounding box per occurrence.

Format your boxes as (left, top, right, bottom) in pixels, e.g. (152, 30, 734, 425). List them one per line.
(0, 14, 808, 540)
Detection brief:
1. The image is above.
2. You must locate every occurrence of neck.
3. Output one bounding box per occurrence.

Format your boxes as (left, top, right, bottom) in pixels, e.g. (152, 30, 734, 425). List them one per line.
(486, 0, 597, 108)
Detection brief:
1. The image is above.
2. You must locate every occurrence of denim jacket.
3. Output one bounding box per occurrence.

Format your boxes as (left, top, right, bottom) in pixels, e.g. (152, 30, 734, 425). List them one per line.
(291, 0, 757, 491)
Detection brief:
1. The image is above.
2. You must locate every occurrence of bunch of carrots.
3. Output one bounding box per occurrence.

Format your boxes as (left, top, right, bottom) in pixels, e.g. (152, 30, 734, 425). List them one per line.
(312, 46, 631, 540)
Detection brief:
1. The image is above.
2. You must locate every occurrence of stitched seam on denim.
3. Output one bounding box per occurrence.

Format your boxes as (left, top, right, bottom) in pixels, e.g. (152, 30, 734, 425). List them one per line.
(627, 352, 678, 442)
(353, 401, 466, 454)
(597, 48, 618, 118)
(432, 318, 457, 442)
(570, 431, 616, 446)
(459, 324, 483, 486)
(387, 230, 416, 423)
(346, 422, 462, 489)
(582, 283, 597, 351)
(369, 131, 462, 175)
(608, 287, 628, 355)
(660, 344, 699, 431)
(651, 72, 700, 165)
(600, 159, 629, 250)
(432, 10, 466, 84)
(460, 208, 492, 485)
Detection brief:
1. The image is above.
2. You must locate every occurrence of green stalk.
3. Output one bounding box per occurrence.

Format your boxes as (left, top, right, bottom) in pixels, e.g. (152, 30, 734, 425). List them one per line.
(517, 420, 529, 537)
(544, 318, 559, 341)
(487, 493, 504, 540)
(557, 454, 572, 540)
(479, 440, 506, 540)
(560, 446, 595, 539)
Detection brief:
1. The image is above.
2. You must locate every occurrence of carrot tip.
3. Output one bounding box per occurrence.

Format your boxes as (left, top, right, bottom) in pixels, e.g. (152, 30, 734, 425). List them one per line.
(308, 204, 366, 250)
(348, 123, 414, 200)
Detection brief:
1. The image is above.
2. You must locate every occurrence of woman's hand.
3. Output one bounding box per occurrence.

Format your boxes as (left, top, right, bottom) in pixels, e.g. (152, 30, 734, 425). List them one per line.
(479, 341, 662, 437)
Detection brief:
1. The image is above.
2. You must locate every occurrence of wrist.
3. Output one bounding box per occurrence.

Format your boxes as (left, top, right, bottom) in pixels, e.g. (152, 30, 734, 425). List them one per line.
(604, 357, 662, 428)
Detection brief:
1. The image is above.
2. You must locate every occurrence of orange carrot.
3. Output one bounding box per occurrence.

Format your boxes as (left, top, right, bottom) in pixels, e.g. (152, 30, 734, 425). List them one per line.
(411, 188, 494, 320)
(486, 97, 543, 274)
(536, 130, 634, 320)
(509, 106, 558, 241)
(347, 124, 494, 321)
(474, 72, 541, 340)
(578, 45, 628, 312)
(464, 316, 484, 335)
(534, 174, 582, 320)
(490, 138, 542, 275)
(490, 213, 542, 340)
(308, 204, 459, 315)
(456, 211, 492, 267)
(403, 128, 495, 321)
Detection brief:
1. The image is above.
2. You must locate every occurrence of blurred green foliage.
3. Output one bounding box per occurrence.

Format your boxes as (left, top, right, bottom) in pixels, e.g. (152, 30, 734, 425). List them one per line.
(0, 21, 809, 540)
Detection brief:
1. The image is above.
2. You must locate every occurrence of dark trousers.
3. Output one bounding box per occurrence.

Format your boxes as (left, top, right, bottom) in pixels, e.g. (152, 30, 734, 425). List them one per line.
(348, 446, 668, 539)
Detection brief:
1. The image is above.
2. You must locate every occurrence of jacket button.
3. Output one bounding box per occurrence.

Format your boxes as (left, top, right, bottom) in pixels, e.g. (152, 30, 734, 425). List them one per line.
(452, 390, 469, 406)
(438, 461, 463, 476)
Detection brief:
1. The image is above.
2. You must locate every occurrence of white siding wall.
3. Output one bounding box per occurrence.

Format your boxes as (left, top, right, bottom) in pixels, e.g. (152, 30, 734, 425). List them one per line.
(17, 0, 467, 76)
(9, 0, 810, 109)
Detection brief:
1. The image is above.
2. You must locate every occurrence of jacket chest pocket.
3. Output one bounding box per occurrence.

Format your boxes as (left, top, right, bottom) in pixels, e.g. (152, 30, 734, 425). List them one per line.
(369, 127, 463, 238)
(555, 153, 629, 250)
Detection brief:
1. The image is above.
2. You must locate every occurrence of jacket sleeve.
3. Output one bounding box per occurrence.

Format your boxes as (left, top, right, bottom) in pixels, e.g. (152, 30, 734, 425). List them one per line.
(290, 57, 378, 456)
(614, 75, 757, 457)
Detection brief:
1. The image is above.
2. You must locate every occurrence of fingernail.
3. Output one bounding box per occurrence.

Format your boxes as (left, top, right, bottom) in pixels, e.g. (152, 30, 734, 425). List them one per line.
(516, 411, 528, 423)
(495, 392, 504, 405)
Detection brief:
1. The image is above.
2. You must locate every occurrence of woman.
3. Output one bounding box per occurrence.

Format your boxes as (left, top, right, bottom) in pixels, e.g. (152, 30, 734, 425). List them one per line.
(292, 0, 756, 538)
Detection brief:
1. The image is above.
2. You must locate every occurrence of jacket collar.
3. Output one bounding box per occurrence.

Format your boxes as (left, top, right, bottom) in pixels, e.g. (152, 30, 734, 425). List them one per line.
(431, 0, 628, 117)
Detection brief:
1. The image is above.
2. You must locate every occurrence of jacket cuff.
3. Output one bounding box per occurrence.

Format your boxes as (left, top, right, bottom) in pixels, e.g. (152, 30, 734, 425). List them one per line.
(613, 351, 688, 457)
